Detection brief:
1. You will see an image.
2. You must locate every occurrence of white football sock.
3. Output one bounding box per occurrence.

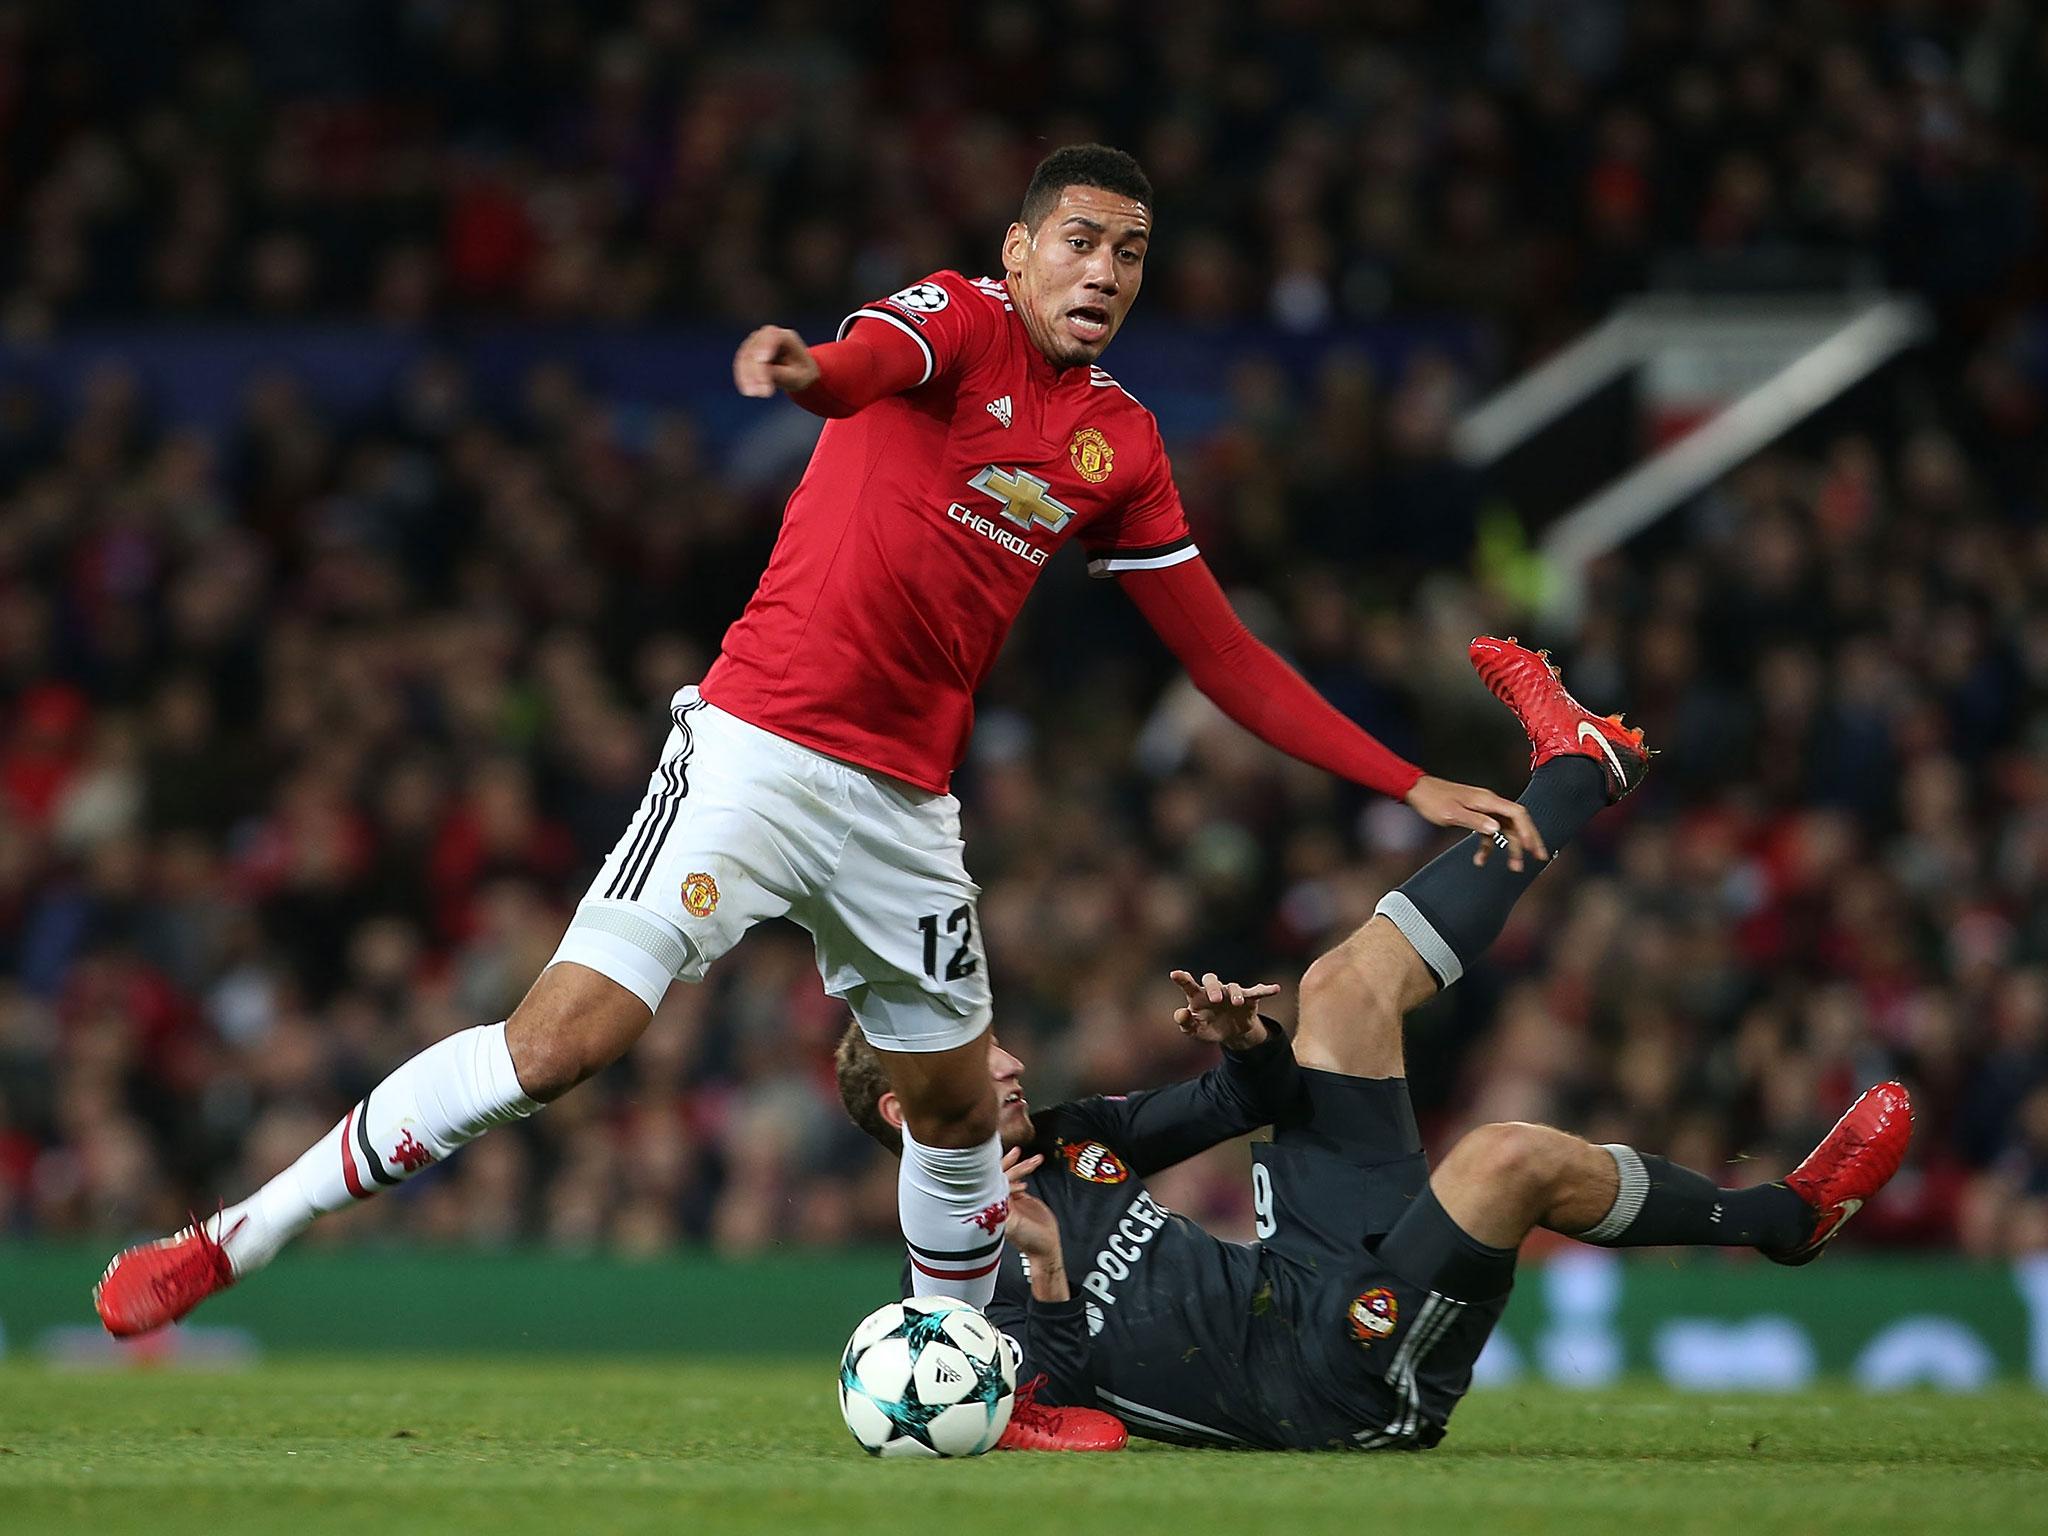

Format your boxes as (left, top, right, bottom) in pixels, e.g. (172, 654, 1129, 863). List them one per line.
(209, 1021, 539, 1275)
(899, 1126, 1008, 1306)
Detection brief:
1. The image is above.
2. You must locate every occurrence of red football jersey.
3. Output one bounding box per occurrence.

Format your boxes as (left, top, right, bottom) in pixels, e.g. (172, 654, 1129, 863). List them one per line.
(701, 271, 1197, 793)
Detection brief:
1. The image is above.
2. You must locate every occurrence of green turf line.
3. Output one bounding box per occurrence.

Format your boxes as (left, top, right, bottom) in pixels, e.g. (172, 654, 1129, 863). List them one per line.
(3, 1360, 2045, 1536)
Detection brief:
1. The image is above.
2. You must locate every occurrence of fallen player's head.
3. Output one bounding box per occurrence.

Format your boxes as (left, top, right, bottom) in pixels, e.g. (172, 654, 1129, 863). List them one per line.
(835, 1022, 1034, 1154)
(1004, 142, 1152, 369)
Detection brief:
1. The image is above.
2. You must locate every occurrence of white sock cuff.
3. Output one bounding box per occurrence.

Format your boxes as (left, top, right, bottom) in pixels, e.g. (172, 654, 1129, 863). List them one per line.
(1580, 1143, 1650, 1243)
(898, 1127, 1006, 1301)
(368, 1021, 541, 1161)
(899, 1126, 1003, 1182)
(478, 1021, 541, 1117)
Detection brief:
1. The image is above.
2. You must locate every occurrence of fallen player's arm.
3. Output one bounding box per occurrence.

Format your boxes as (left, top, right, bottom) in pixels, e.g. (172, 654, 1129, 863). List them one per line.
(731, 319, 928, 417)
(983, 1156, 1091, 1402)
(1051, 978, 1305, 1179)
(1001, 1161, 1071, 1302)
(1170, 969, 1278, 1052)
(1118, 557, 1546, 868)
(992, 1289, 1090, 1405)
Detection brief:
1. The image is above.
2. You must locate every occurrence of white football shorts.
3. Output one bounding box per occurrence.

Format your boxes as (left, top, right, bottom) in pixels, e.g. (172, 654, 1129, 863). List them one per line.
(547, 687, 992, 1053)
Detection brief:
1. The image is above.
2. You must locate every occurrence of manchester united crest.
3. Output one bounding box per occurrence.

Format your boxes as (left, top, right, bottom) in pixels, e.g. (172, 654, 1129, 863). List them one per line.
(681, 872, 720, 918)
(1347, 1287, 1398, 1346)
(1068, 426, 1114, 484)
(1054, 1138, 1129, 1185)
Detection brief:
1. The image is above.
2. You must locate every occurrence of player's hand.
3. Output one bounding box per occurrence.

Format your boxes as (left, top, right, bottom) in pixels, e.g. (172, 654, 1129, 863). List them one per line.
(732, 325, 820, 398)
(1168, 970, 1280, 1049)
(1000, 1149, 1062, 1262)
(1403, 774, 1549, 872)
(1002, 1147, 1043, 1196)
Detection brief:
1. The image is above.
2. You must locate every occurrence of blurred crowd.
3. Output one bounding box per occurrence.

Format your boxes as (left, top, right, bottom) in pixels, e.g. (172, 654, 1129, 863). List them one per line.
(2, 0, 2048, 1263)
(0, 0, 2042, 356)
(2, 336, 2045, 1259)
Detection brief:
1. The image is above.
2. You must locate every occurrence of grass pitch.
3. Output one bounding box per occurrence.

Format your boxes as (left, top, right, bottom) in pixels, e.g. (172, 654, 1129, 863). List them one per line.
(4, 1359, 2046, 1536)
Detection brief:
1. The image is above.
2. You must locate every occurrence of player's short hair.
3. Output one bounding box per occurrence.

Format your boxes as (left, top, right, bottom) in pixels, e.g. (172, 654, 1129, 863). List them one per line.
(1020, 143, 1153, 230)
(835, 1021, 902, 1156)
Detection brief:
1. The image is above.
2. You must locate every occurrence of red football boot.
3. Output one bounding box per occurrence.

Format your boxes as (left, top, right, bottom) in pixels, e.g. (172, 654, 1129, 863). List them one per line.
(995, 1375, 1129, 1452)
(1767, 1081, 1914, 1267)
(1469, 635, 1650, 803)
(93, 1215, 238, 1337)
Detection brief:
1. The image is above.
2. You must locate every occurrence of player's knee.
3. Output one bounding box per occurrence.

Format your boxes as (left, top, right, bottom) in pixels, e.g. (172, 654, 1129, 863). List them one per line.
(1465, 1122, 1571, 1199)
(1299, 943, 1397, 1030)
(504, 1020, 605, 1100)
(1293, 938, 1404, 1075)
(506, 970, 650, 1100)
(897, 1081, 1000, 1148)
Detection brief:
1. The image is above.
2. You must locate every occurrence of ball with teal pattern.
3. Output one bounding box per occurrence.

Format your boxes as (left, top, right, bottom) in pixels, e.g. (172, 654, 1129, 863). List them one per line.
(838, 1297, 1016, 1457)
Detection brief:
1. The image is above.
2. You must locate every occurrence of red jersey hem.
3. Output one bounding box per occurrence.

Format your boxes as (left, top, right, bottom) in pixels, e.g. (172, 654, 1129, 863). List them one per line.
(695, 678, 953, 796)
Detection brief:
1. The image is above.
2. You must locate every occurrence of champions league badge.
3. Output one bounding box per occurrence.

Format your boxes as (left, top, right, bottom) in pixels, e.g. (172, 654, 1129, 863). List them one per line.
(1347, 1287, 1398, 1347)
(883, 281, 950, 317)
(1055, 1139, 1130, 1185)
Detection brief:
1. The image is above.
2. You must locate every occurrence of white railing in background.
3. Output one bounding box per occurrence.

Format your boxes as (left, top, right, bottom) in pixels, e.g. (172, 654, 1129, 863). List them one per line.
(1454, 296, 1932, 627)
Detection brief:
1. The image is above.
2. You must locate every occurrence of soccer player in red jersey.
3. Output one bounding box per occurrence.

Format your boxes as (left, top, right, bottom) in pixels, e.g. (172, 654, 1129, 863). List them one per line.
(94, 146, 1543, 1349)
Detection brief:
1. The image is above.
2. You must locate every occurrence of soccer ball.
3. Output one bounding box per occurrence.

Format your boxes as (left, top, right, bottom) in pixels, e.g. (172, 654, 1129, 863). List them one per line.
(837, 1296, 1016, 1457)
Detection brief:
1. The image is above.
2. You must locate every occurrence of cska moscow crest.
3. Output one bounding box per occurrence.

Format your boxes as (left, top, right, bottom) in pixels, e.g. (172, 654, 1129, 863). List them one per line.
(1347, 1287, 1399, 1346)
(1055, 1139, 1129, 1185)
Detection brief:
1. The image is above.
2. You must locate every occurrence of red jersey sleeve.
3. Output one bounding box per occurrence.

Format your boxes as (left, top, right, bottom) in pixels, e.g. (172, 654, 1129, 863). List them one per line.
(1081, 422, 1199, 579)
(836, 272, 999, 390)
(1118, 557, 1425, 799)
(791, 324, 930, 418)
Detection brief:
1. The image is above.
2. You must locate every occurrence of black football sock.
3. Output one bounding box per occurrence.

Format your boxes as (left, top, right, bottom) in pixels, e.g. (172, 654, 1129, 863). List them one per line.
(1375, 755, 1609, 989)
(1571, 1146, 1815, 1251)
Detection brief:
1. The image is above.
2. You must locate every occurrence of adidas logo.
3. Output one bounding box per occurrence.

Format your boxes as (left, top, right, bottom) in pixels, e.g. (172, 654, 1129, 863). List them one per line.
(933, 1360, 962, 1385)
(986, 395, 1013, 428)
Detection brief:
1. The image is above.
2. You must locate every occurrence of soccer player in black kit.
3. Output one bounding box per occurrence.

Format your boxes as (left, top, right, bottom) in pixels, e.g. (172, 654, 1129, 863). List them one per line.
(836, 638, 1913, 1450)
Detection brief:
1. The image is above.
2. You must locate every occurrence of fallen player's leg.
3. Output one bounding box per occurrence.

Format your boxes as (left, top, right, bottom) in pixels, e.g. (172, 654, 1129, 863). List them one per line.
(1259, 636, 1641, 1258)
(1291, 636, 1642, 1081)
(1308, 1081, 1915, 1449)
(1417, 1121, 1802, 1260)
(1405, 1080, 1913, 1281)
(1370, 636, 1645, 992)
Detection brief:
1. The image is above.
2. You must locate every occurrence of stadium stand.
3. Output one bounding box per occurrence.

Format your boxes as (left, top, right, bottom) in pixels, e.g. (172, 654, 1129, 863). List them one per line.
(0, 0, 2044, 1262)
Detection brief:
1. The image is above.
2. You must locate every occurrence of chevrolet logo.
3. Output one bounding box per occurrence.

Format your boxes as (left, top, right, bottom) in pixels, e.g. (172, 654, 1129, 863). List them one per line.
(968, 465, 1076, 534)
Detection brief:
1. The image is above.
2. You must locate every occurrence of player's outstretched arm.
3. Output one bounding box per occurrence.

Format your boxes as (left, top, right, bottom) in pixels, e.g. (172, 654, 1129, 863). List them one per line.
(731, 320, 927, 418)
(1117, 556, 1546, 869)
(732, 325, 819, 396)
(1056, 972, 1302, 1178)
(1402, 774, 1550, 870)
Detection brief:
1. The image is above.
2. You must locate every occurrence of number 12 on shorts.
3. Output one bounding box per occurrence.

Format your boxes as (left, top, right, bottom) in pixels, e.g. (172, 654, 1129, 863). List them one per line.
(918, 904, 979, 981)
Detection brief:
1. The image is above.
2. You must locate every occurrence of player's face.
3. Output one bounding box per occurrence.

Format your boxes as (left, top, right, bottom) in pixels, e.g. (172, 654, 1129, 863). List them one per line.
(1003, 185, 1150, 369)
(990, 1036, 1032, 1147)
